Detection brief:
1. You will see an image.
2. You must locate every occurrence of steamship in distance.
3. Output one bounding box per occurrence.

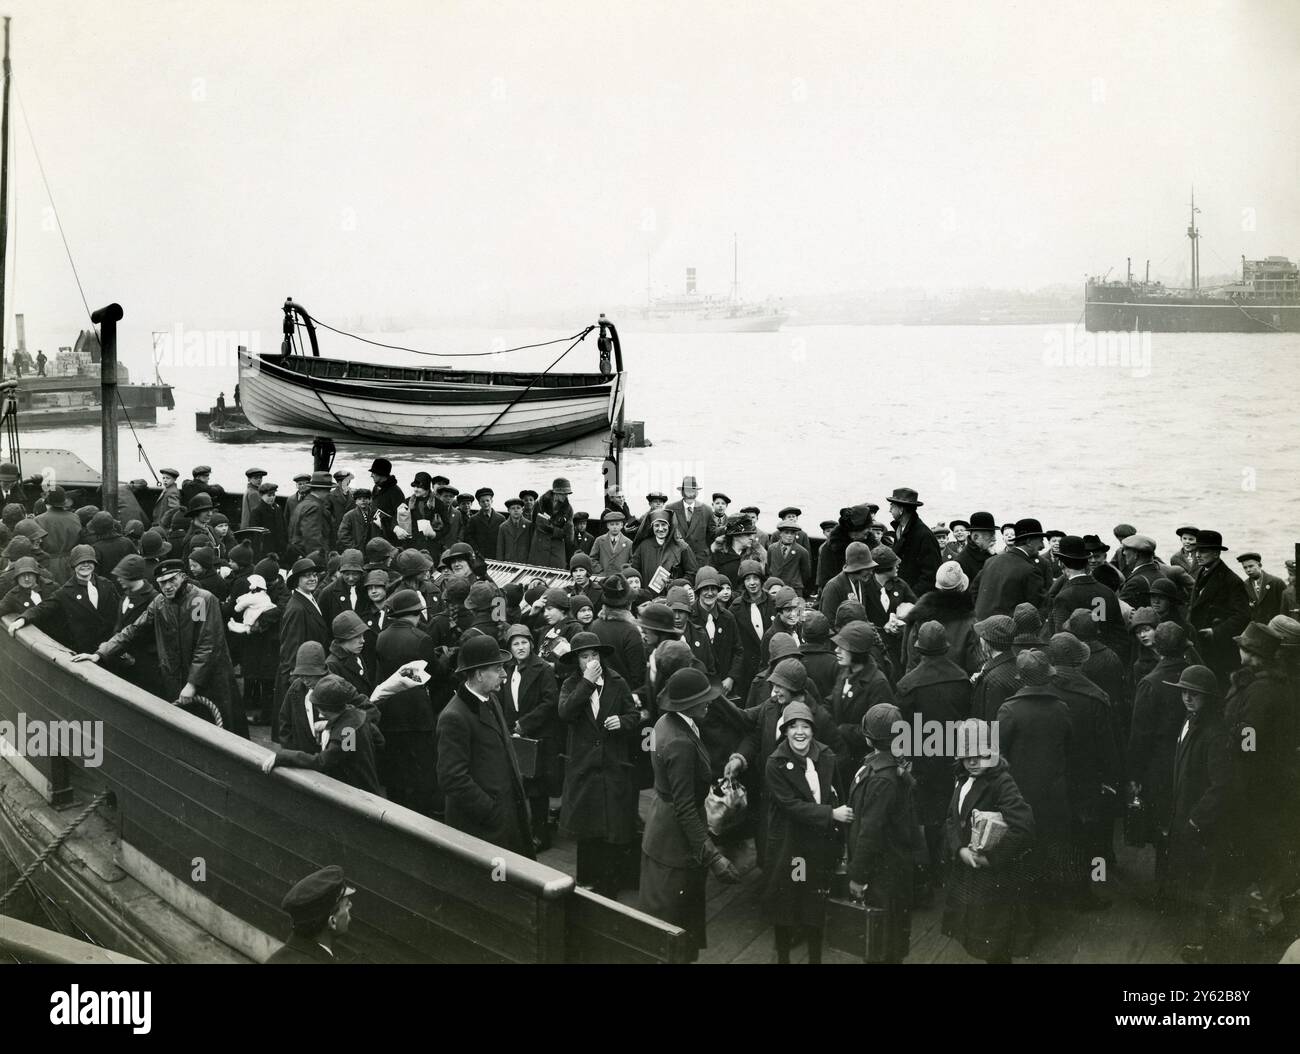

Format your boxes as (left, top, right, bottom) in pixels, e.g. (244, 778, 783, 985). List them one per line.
(625, 238, 788, 333)
(1085, 193, 1300, 333)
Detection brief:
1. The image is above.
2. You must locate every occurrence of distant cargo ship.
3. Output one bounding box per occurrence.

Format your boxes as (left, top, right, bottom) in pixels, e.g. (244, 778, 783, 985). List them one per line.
(1085, 193, 1300, 332)
(624, 238, 788, 333)
(2, 326, 174, 427)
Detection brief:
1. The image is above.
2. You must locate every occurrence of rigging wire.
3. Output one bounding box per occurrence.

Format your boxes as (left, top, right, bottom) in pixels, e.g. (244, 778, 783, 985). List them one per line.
(14, 76, 160, 484)
(305, 311, 592, 359)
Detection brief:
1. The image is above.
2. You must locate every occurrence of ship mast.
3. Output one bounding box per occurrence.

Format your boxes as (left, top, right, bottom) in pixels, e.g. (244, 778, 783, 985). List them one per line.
(1187, 187, 1201, 291)
(731, 232, 738, 302)
(0, 18, 11, 381)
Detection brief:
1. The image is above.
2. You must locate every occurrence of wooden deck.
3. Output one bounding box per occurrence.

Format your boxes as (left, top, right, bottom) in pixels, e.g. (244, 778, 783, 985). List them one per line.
(539, 791, 1295, 965)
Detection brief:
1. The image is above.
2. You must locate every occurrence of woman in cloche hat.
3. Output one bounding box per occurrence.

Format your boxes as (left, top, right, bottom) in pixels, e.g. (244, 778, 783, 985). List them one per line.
(556, 631, 640, 897)
(755, 700, 850, 964)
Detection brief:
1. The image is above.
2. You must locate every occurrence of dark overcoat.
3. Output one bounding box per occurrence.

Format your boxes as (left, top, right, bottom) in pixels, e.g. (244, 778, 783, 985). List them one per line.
(1188, 558, 1250, 681)
(437, 684, 534, 857)
(557, 667, 640, 843)
(896, 655, 971, 825)
(757, 739, 841, 927)
(973, 547, 1045, 619)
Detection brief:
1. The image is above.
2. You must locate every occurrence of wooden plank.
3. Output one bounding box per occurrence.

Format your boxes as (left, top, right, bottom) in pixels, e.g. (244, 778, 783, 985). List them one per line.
(564, 887, 690, 964)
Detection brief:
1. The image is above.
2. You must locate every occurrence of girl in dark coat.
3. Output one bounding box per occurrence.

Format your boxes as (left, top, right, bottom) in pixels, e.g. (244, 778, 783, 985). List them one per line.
(847, 702, 921, 963)
(995, 650, 1072, 939)
(1127, 626, 1189, 869)
(1162, 666, 1234, 962)
(558, 633, 641, 896)
(758, 701, 850, 963)
(941, 718, 1036, 963)
(504, 625, 562, 848)
(895, 621, 971, 898)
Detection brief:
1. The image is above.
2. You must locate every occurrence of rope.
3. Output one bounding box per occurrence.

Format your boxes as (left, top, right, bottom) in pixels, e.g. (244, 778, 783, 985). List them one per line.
(0, 790, 109, 911)
(15, 75, 162, 479)
(115, 391, 160, 485)
(1232, 298, 1283, 332)
(304, 312, 591, 359)
(176, 694, 224, 728)
(297, 326, 597, 449)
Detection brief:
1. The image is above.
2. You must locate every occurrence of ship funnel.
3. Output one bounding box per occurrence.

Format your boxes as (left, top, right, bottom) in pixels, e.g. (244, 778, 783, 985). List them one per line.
(686, 268, 696, 295)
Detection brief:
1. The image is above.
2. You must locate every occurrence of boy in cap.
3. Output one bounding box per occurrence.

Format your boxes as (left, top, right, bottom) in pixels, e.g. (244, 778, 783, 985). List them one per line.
(497, 497, 531, 563)
(591, 507, 631, 577)
(264, 865, 356, 963)
(241, 468, 267, 529)
(250, 480, 288, 560)
(464, 486, 505, 559)
(153, 468, 181, 526)
(336, 487, 377, 552)
(767, 520, 812, 597)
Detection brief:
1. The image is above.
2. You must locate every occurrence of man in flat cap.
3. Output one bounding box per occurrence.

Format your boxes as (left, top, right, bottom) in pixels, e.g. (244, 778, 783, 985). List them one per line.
(1237, 552, 1286, 624)
(1118, 533, 1163, 607)
(265, 865, 356, 963)
(327, 470, 355, 546)
(241, 468, 266, 529)
(464, 487, 505, 559)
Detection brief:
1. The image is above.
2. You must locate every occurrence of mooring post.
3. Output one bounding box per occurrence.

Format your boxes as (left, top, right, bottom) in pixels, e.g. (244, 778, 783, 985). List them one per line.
(92, 303, 123, 518)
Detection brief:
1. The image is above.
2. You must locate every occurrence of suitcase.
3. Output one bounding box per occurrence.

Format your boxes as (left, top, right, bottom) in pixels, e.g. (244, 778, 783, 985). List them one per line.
(824, 896, 889, 963)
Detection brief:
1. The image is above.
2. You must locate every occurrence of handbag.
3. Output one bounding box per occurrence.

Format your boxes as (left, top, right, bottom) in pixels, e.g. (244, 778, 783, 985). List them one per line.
(1124, 792, 1153, 847)
(705, 777, 748, 838)
(824, 896, 889, 963)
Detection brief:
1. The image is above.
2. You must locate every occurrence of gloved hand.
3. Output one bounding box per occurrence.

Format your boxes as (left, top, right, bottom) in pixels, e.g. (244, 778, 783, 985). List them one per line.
(709, 854, 741, 884)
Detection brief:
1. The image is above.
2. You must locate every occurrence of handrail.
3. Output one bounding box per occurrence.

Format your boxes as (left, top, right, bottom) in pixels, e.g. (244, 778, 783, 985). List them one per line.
(1, 615, 575, 899)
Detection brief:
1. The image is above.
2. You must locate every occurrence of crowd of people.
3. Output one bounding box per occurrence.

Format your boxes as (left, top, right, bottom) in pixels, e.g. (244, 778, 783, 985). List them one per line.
(2, 457, 1298, 964)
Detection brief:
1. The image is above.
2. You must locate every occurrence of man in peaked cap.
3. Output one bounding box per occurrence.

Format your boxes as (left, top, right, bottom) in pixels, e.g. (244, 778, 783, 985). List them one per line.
(1187, 530, 1250, 685)
(153, 468, 182, 527)
(241, 468, 267, 529)
(885, 487, 941, 597)
(496, 497, 531, 563)
(265, 865, 357, 963)
(287, 473, 335, 564)
(1171, 525, 1200, 576)
(973, 518, 1048, 620)
(437, 634, 534, 858)
(1117, 533, 1162, 607)
(709, 492, 732, 548)
(181, 464, 223, 509)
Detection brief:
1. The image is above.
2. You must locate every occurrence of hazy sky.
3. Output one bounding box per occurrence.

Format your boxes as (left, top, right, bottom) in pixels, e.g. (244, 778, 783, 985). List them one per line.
(4, 0, 1299, 355)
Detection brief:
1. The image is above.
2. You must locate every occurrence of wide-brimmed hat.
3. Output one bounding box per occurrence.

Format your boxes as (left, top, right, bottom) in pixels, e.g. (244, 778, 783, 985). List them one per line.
(914, 620, 950, 656)
(637, 603, 681, 636)
(1195, 529, 1228, 552)
(1013, 518, 1045, 543)
(831, 620, 877, 655)
(291, 641, 328, 677)
(694, 566, 722, 591)
(70, 543, 98, 568)
(778, 700, 815, 734)
(1164, 665, 1219, 696)
(724, 514, 756, 537)
(561, 630, 614, 663)
(886, 487, 922, 508)
(383, 589, 423, 617)
(843, 541, 877, 573)
(13, 519, 47, 541)
(439, 541, 476, 567)
(1082, 534, 1109, 554)
(768, 657, 808, 693)
(1234, 621, 1281, 660)
(286, 558, 320, 587)
(551, 477, 574, 495)
(456, 634, 510, 674)
(1056, 535, 1090, 564)
(331, 610, 368, 641)
(463, 582, 495, 613)
(974, 614, 1015, 649)
(660, 666, 722, 712)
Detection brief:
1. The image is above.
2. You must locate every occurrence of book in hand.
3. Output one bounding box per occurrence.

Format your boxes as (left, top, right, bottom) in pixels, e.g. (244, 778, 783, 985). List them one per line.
(969, 809, 1007, 852)
(647, 565, 672, 595)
